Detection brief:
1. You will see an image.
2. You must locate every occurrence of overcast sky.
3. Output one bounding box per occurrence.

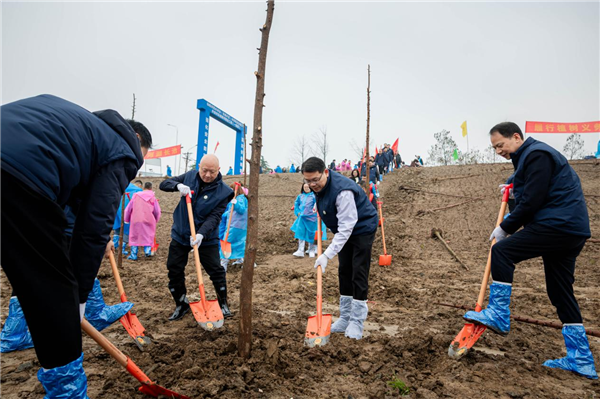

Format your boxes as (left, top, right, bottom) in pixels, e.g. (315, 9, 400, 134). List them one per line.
(2, 0, 599, 173)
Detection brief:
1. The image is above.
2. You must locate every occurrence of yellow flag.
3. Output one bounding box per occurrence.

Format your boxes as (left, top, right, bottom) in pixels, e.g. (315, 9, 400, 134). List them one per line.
(461, 121, 468, 137)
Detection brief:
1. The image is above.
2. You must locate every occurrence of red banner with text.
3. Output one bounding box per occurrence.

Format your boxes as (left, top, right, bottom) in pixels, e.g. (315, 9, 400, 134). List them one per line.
(144, 145, 182, 160)
(525, 121, 600, 134)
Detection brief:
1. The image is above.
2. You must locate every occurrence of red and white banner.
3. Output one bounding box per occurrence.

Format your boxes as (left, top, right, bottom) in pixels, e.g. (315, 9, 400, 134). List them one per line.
(525, 121, 600, 134)
(144, 144, 181, 160)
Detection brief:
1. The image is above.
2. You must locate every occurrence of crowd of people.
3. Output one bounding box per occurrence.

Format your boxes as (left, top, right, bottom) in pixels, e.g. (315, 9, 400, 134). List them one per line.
(0, 94, 596, 398)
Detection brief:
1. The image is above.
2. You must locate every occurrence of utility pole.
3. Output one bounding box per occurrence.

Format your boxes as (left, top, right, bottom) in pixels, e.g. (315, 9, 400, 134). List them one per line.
(131, 93, 136, 120)
(182, 151, 193, 172)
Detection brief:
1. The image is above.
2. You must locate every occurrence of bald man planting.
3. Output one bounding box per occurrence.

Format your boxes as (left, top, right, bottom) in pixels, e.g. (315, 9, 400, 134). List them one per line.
(160, 154, 234, 320)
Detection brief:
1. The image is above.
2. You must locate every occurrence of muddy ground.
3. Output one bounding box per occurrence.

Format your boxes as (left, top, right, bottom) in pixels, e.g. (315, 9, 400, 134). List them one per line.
(2, 161, 599, 398)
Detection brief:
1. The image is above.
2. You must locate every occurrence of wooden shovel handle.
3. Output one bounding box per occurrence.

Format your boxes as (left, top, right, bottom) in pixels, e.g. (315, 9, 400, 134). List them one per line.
(82, 319, 128, 367)
(377, 201, 387, 255)
(316, 216, 323, 326)
(185, 193, 207, 305)
(224, 183, 240, 242)
(108, 251, 126, 299)
(476, 184, 512, 309)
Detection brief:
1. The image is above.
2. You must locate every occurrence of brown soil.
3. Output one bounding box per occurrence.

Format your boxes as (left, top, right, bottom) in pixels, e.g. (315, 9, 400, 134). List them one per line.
(2, 161, 600, 398)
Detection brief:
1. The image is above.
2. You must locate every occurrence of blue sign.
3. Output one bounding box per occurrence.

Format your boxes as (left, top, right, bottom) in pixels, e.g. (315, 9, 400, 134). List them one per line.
(196, 99, 246, 175)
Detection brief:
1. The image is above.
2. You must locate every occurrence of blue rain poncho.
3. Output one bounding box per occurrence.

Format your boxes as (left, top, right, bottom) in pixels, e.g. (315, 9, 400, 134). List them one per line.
(85, 279, 133, 331)
(219, 194, 248, 259)
(0, 297, 34, 353)
(290, 192, 327, 242)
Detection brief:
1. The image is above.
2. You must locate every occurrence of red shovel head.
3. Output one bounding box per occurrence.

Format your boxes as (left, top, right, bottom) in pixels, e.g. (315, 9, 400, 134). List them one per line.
(220, 239, 232, 259)
(189, 299, 224, 331)
(448, 322, 487, 359)
(379, 254, 392, 266)
(120, 313, 151, 351)
(139, 382, 190, 399)
(304, 314, 332, 348)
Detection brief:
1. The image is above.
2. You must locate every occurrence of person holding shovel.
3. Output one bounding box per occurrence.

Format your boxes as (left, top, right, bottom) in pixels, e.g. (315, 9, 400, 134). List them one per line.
(464, 122, 597, 379)
(291, 183, 327, 258)
(1, 94, 151, 398)
(159, 154, 234, 320)
(124, 181, 162, 260)
(219, 183, 249, 271)
(301, 157, 378, 340)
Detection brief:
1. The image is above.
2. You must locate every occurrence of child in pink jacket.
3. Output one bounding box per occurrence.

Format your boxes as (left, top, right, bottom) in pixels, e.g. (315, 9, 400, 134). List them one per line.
(124, 182, 161, 260)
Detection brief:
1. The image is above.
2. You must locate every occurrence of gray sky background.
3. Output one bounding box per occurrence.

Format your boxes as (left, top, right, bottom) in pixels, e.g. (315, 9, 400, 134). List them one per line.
(2, 1, 599, 174)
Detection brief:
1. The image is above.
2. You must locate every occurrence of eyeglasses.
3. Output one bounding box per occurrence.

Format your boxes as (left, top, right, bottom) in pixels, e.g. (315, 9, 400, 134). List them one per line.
(303, 173, 323, 186)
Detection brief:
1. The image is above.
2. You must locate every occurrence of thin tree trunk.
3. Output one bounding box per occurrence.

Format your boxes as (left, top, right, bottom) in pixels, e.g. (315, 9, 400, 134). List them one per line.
(239, 0, 275, 359)
(364, 65, 371, 196)
(117, 194, 126, 269)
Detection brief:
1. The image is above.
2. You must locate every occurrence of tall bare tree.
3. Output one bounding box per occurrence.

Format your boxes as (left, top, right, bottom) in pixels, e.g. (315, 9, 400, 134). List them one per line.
(350, 137, 372, 162)
(290, 134, 311, 167)
(312, 125, 329, 165)
(563, 133, 585, 160)
(239, 0, 275, 359)
(364, 65, 371, 195)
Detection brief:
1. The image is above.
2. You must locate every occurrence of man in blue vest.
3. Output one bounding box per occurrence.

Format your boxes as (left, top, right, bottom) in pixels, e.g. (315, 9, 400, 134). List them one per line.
(1, 94, 151, 397)
(301, 157, 378, 340)
(159, 154, 234, 320)
(464, 122, 597, 379)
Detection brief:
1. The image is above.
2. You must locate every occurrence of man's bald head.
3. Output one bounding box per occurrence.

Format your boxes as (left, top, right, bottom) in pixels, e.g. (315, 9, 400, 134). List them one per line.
(198, 154, 221, 183)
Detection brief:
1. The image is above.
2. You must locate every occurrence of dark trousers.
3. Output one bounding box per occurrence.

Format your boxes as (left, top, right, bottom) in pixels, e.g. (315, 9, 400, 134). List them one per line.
(166, 239, 226, 300)
(1, 169, 82, 369)
(337, 232, 375, 300)
(491, 223, 587, 324)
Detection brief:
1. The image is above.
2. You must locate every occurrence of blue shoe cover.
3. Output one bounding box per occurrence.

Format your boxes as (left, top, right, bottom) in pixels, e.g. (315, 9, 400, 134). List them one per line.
(122, 242, 129, 256)
(543, 324, 598, 379)
(331, 295, 352, 333)
(344, 299, 368, 340)
(144, 246, 152, 257)
(37, 353, 89, 398)
(85, 279, 133, 331)
(464, 282, 512, 335)
(112, 234, 120, 247)
(127, 246, 138, 260)
(1, 297, 34, 352)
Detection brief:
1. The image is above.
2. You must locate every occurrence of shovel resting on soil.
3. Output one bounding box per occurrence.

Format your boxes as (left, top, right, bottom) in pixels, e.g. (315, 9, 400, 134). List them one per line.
(305, 215, 332, 347)
(220, 182, 240, 259)
(108, 251, 151, 351)
(448, 183, 512, 359)
(81, 319, 189, 399)
(186, 192, 224, 331)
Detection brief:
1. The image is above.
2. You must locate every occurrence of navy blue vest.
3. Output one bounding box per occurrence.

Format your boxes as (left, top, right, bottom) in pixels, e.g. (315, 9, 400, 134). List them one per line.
(171, 171, 234, 246)
(314, 171, 378, 236)
(511, 137, 590, 237)
(1, 95, 143, 207)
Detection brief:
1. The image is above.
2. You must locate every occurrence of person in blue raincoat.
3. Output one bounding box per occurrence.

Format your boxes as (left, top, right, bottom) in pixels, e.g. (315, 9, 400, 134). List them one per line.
(166, 165, 172, 177)
(112, 182, 143, 255)
(219, 183, 248, 271)
(290, 164, 296, 173)
(226, 166, 233, 175)
(275, 165, 283, 173)
(291, 183, 327, 258)
(595, 139, 600, 159)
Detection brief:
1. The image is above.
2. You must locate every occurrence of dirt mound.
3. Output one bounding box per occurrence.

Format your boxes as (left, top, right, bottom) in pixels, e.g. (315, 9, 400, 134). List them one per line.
(2, 162, 599, 398)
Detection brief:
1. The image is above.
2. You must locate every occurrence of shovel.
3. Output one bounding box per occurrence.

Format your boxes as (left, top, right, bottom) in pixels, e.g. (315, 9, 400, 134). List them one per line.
(108, 251, 151, 351)
(81, 319, 189, 399)
(185, 192, 224, 331)
(305, 215, 332, 347)
(448, 183, 513, 359)
(377, 200, 392, 266)
(220, 182, 241, 259)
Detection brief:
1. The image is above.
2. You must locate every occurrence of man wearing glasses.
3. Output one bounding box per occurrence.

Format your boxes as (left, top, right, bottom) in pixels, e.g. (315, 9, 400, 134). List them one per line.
(301, 157, 378, 340)
(160, 154, 234, 321)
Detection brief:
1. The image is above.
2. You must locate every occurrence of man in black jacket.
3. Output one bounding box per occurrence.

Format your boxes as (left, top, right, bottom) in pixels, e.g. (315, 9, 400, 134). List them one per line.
(160, 154, 234, 320)
(464, 122, 597, 379)
(1, 94, 151, 397)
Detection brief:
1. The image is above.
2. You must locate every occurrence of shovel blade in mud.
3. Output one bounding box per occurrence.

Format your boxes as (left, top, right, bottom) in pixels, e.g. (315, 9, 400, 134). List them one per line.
(138, 382, 190, 399)
(304, 314, 332, 348)
(189, 300, 224, 331)
(220, 239, 232, 259)
(120, 312, 151, 351)
(448, 322, 487, 359)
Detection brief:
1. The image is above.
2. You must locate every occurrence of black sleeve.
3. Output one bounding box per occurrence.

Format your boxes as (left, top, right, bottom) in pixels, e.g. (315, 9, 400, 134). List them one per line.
(69, 158, 138, 303)
(159, 173, 186, 192)
(198, 194, 235, 238)
(500, 151, 554, 234)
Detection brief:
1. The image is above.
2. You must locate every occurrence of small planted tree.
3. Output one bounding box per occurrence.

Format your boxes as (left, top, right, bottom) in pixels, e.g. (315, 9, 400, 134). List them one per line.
(428, 129, 457, 166)
(563, 133, 585, 160)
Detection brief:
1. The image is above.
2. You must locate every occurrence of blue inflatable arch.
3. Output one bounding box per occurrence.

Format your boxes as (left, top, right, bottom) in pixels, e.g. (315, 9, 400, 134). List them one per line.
(196, 99, 246, 174)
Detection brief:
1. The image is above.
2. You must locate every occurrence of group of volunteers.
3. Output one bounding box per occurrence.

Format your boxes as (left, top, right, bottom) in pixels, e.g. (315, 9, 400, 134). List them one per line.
(0, 94, 597, 398)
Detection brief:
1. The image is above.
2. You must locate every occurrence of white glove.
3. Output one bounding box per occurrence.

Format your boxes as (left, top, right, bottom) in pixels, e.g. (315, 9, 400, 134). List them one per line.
(499, 184, 514, 199)
(314, 254, 329, 273)
(79, 303, 86, 322)
(190, 233, 204, 247)
(231, 198, 237, 204)
(489, 226, 508, 242)
(177, 183, 191, 197)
